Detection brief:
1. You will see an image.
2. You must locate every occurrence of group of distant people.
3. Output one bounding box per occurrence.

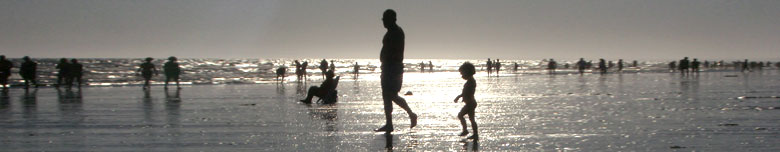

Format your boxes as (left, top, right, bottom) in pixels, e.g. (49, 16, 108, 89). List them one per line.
(485, 58, 502, 76)
(418, 61, 433, 72)
(136, 56, 182, 90)
(0, 55, 84, 90)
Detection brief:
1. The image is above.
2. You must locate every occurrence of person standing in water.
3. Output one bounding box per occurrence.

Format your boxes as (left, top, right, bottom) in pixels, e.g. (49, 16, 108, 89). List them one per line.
(55, 58, 70, 88)
(598, 59, 607, 75)
(454, 62, 479, 140)
(137, 57, 158, 90)
(319, 59, 328, 79)
(576, 58, 587, 75)
(374, 9, 417, 133)
(547, 58, 557, 75)
(617, 59, 624, 73)
(20, 56, 38, 89)
(0, 56, 11, 89)
(494, 59, 501, 76)
(486, 58, 492, 76)
(68, 59, 84, 88)
(353, 62, 360, 78)
(164, 56, 182, 90)
(428, 61, 433, 72)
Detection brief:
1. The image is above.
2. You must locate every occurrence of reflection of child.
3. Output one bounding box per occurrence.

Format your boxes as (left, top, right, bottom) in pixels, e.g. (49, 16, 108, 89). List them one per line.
(454, 62, 478, 140)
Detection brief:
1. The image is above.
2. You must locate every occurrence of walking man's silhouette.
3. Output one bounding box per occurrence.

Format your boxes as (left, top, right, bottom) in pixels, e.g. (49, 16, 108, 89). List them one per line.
(20, 56, 38, 89)
(374, 9, 417, 133)
(68, 59, 83, 88)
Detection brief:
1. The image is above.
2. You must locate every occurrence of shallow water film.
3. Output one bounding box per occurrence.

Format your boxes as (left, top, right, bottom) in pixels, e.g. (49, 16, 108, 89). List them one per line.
(1, 71, 779, 151)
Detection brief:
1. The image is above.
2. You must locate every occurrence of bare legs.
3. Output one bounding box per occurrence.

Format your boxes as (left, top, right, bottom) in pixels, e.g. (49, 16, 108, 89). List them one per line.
(457, 104, 478, 139)
(377, 91, 417, 133)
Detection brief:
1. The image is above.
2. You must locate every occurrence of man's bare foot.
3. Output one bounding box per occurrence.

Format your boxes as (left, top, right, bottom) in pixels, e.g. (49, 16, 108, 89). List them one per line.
(467, 134, 479, 140)
(458, 131, 469, 136)
(374, 125, 393, 133)
(410, 113, 418, 128)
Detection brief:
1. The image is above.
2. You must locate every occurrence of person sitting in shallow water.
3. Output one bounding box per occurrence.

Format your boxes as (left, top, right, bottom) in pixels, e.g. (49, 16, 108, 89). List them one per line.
(300, 70, 338, 104)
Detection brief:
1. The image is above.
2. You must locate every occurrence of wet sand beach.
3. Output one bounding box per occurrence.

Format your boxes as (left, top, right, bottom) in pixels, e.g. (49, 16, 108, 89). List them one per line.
(1, 71, 779, 151)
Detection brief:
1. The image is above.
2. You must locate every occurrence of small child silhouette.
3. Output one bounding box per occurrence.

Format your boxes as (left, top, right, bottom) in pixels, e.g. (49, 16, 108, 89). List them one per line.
(454, 62, 479, 140)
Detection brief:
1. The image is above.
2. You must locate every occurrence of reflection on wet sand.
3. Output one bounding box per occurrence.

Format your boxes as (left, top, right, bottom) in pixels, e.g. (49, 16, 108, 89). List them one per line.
(307, 104, 338, 132)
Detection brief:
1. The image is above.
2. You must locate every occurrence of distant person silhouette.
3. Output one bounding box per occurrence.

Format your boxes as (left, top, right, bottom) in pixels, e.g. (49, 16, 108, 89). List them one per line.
(547, 58, 557, 74)
(353, 62, 360, 78)
(428, 61, 433, 72)
(55, 58, 70, 88)
(741, 59, 750, 72)
(137, 57, 158, 90)
(0, 56, 12, 89)
(494, 59, 501, 76)
(374, 9, 417, 133)
(276, 66, 287, 81)
(617, 59, 624, 72)
(419, 61, 425, 72)
(679, 57, 690, 75)
(691, 58, 700, 74)
(513, 62, 519, 72)
(486, 58, 492, 76)
(67, 59, 84, 88)
(301, 61, 309, 80)
(576, 58, 587, 75)
(329, 60, 336, 72)
(319, 59, 328, 79)
(454, 62, 479, 140)
(632, 60, 638, 67)
(295, 60, 303, 80)
(163, 56, 182, 89)
(300, 70, 337, 104)
(669, 61, 676, 72)
(20, 56, 38, 89)
(598, 59, 607, 75)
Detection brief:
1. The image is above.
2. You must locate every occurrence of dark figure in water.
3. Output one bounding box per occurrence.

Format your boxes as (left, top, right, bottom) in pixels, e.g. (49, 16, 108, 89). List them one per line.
(20, 56, 38, 89)
(741, 59, 750, 72)
(0, 56, 11, 89)
(564, 63, 570, 69)
(374, 9, 417, 133)
(137, 57, 158, 90)
(617, 59, 624, 72)
(547, 59, 557, 75)
(486, 58, 492, 76)
(679, 57, 690, 76)
(301, 61, 309, 80)
(632, 60, 638, 67)
(494, 59, 501, 76)
(669, 61, 677, 72)
(576, 58, 587, 75)
(319, 59, 328, 79)
(68, 59, 84, 88)
(513, 62, 519, 72)
(419, 61, 425, 72)
(276, 66, 287, 81)
(691, 58, 700, 74)
(329, 60, 336, 72)
(294, 60, 303, 80)
(300, 70, 337, 104)
(55, 58, 70, 88)
(454, 62, 479, 140)
(163, 56, 181, 89)
(353, 62, 360, 78)
(428, 61, 433, 72)
(598, 59, 607, 75)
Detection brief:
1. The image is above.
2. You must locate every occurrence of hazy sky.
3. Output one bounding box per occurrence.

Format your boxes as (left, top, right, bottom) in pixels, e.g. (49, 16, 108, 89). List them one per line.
(1, 0, 779, 60)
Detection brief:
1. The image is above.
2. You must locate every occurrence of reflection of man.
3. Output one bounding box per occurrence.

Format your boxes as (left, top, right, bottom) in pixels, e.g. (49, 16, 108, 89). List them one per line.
(375, 9, 417, 133)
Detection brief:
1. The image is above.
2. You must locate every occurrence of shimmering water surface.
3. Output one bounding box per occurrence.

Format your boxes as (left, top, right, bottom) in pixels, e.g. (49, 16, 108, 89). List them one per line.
(1, 70, 779, 151)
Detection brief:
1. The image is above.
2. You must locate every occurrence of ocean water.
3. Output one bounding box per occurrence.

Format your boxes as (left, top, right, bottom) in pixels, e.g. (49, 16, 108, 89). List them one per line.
(0, 69, 779, 151)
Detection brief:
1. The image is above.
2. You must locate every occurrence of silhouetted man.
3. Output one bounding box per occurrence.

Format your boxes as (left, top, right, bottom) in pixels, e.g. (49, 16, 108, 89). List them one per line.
(375, 9, 417, 133)
(679, 57, 690, 75)
(494, 59, 501, 76)
(598, 59, 607, 75)
(55, 58, 70, 87)
(547, 58, 557, 74)
(576, 58, 586, 75)
(68, 59, 84, 88)
(300, 70, 337, 104)
(617, 59, 624, 72)
(0, 56, 12, 89)
(164, 56, 181, 89)
(486, 58, 492, 76)
(319, 59, 328, 79)
(20, 56, 38, 89)
(137, 57, 158, 90)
